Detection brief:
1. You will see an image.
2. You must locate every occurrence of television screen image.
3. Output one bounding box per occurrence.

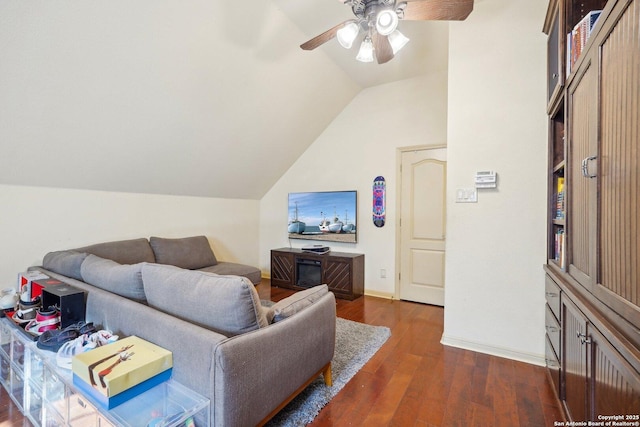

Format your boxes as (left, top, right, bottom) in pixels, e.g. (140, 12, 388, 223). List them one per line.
(288, 191, 357, 243)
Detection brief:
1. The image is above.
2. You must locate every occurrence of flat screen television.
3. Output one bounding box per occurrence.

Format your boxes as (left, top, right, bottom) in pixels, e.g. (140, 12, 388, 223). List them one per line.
(288, 191, 357, 243)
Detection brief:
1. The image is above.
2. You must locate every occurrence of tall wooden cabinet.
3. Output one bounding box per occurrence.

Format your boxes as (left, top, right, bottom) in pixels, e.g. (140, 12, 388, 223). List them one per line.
(543, 0, 640, 421)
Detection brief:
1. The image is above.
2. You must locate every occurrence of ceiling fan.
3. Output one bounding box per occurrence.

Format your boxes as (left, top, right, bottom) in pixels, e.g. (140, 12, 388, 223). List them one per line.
(300, 0, 474, 64)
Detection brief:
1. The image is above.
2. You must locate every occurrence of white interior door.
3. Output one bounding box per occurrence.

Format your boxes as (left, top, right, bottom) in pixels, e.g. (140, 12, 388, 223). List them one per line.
(399, 148, 447, 306)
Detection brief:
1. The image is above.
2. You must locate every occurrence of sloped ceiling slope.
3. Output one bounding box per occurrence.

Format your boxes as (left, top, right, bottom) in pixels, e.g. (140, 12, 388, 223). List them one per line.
(0, 0, 360, 199)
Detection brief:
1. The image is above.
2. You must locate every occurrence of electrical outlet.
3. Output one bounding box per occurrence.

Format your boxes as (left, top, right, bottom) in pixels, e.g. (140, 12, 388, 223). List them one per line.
(380, 269, 386, 278)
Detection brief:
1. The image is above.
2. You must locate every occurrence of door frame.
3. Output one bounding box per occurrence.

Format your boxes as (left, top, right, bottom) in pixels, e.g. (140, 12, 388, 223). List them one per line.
(394, 143, 447, 300)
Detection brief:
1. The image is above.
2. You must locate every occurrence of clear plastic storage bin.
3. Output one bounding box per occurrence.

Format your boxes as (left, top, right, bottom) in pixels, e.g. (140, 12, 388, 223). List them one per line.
(24, 382, 44, 426)
(109, 380, 210, 427)
(0, 317, 210, 426)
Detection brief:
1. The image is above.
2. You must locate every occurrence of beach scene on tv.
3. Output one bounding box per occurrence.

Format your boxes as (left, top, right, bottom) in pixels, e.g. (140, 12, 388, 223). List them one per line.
(288, 191, 357, 243)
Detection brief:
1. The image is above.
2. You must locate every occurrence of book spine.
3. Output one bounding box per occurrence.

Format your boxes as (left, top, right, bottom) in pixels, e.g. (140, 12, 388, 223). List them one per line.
(568, 10, 603, 72)
(554, 229, 565, 270)
(567, 32, 572, 75)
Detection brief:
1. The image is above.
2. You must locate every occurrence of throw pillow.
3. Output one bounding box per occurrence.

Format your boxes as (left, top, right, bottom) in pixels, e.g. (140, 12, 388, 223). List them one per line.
(80, 255, 146, 302)
(267, 284, 329, 323)
(42, 250, 88, 281)
(149, 236, 217, 270)
(141, 263, 267, 337)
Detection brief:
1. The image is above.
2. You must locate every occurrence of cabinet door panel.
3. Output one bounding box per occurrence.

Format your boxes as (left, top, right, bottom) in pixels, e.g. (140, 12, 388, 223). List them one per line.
(567, 61, 598, 289)
(598, 0, 640, 318)
(590, 326, 640, 418)
(271, 251, 294, 287)
(563, 298, 589, 421)
(547, 7, 562, 103)
(323, 259, 351, 295)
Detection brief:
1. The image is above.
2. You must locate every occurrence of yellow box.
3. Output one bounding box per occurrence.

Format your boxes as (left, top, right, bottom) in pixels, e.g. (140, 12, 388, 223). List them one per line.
(72, 336, 172, 398)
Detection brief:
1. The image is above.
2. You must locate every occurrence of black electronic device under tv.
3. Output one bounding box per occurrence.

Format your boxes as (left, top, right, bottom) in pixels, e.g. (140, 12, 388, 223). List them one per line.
(288, 191, 357, 243)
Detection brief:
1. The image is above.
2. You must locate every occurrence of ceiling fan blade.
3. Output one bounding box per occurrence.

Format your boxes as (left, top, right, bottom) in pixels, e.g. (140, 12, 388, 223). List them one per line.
(401, 0, 474, 21)
(373, 32, 394, 64)
(300, 20, 356, 50)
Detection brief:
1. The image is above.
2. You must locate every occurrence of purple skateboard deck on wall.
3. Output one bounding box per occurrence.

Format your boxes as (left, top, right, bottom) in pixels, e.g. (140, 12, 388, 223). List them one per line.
(373, 176, 385, 228)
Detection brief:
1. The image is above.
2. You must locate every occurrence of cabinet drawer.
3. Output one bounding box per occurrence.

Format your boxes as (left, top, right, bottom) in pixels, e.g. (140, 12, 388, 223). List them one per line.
(545, 304, 561, 358)
(545, 275, 561, 320)
(545, 335, 562, 399)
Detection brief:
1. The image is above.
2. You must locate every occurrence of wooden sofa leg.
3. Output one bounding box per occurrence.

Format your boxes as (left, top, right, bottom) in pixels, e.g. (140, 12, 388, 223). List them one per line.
(323, 362, 333, 387)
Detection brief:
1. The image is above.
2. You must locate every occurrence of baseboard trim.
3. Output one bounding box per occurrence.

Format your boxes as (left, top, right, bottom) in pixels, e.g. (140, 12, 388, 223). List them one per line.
(363, 290, 394, 299)
(440, 334, 546, 366)
(261, 277, 395, 300)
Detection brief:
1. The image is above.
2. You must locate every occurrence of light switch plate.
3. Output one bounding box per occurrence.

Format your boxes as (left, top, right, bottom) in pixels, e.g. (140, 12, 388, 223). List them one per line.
(455, 188, 478, 203)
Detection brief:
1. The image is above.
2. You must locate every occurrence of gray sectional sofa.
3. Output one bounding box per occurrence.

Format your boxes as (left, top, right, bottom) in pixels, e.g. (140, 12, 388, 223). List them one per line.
(33, 236, 337, 426)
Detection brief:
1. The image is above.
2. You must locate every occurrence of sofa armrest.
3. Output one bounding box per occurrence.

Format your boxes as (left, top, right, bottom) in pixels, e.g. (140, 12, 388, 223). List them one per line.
(212, 292, 336, 427)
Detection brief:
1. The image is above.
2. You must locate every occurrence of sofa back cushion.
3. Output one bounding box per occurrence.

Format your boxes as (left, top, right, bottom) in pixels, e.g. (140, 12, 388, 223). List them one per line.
(149, 236, 217, 270)
(80, 255, 147, 303)
(42, 250, 88, 281)
(141, 263, 267, 336)
(74, 238, 156, 265)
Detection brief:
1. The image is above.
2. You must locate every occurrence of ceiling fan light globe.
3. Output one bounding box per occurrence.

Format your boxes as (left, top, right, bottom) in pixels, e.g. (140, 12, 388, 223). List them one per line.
(388, 30, 409, 54)
(356, 37, 374, 62)
(375, 9, 398, 36)
(337, 22, 360, 49)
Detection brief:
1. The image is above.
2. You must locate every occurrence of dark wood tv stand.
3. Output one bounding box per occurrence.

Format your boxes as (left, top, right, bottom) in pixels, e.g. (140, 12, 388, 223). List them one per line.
(270, 248, 364, 300)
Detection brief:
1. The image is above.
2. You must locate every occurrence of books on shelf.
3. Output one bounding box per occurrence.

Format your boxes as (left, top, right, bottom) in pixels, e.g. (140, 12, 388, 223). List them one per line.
(567, 10, 602, 75)
(555, 177, 565, 220)
(554, 228, 566, 270)
(554, 177, 565, 270)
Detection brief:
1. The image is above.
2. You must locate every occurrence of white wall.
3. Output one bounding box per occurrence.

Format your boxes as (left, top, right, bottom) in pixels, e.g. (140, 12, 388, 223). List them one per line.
(0, 184, 259, 288)
(443, 0, 548, 364)
(0, 0, 358, 199)
(259, 72, 448, 296)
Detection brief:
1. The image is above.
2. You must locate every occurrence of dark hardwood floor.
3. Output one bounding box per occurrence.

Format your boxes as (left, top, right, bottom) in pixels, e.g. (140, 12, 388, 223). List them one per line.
(1, 279, 564, 426)
(263, 282, 565, 427)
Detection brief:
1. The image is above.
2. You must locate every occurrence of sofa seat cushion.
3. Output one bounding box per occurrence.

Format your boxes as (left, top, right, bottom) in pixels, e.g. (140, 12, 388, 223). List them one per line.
(198, 262, 261, 285)
(42, 250, 88, 281)
(74, 238, 155, 265)
(80, 255, 147, 303)
(149, 236, 217, 270)
(266, 285, 329, 323)
(141, 264, 267, 337)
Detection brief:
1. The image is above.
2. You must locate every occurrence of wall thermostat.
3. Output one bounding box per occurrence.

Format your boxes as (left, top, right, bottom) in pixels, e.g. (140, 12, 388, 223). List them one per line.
(475, 171, 497, 188)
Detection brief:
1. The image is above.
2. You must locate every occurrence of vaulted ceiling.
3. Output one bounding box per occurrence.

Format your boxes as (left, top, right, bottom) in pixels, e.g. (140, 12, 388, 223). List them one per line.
(0, 0, 452, 199)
